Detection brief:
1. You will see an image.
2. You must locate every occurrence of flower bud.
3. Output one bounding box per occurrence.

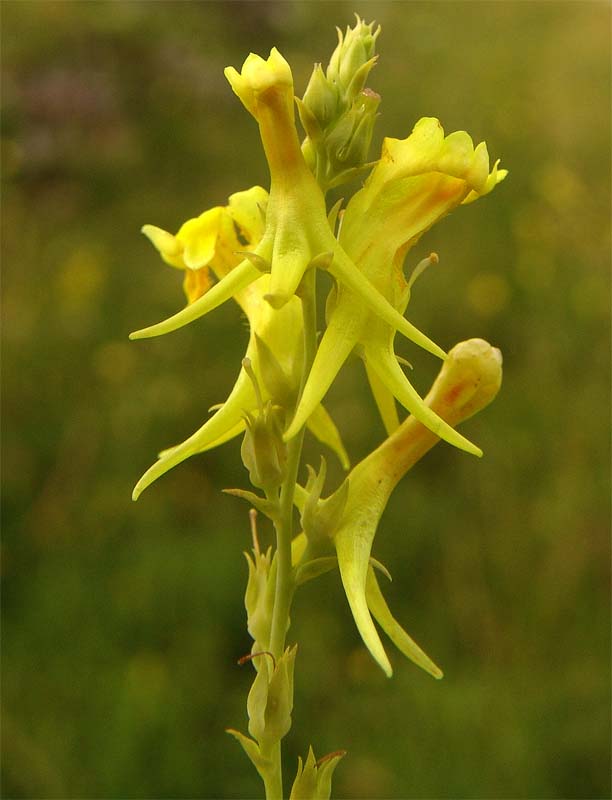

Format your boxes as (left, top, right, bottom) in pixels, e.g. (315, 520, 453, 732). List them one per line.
(247, 646, 297, 746)
(244, 546, 274, 650)
(333, 90, 380, 167)
(327, 16, 380, 103)
(302, 63, 339, 131)
(300, 458, 348, 548)
(241, 403, 287, 491)
(290, 746, 346, 800)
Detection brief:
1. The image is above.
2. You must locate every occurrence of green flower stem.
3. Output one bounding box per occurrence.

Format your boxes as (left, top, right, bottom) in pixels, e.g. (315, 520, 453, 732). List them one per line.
(268, 431, 301, 661)
(260, 742, 283, 800)
(263, 268, 318, 800)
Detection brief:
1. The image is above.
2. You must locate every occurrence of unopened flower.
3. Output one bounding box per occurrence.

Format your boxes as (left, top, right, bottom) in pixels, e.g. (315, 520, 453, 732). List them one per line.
(299, 15, 381, 190)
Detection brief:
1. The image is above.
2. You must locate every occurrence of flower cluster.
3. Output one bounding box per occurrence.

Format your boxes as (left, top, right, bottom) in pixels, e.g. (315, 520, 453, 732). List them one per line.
(132, 29, 505, 500)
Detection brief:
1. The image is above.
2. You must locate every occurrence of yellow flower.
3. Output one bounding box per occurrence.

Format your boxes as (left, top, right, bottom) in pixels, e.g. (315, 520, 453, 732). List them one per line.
(285, 118, 507, 454)
(300, 339, 503, 676)
(132, 187, 349, 500)
(130, 51, 447, 369)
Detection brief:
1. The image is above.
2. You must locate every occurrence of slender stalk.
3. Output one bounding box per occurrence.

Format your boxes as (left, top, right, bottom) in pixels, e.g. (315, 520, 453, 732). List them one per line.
(261, 742, 283, 800)
(263, 267, 318, 799)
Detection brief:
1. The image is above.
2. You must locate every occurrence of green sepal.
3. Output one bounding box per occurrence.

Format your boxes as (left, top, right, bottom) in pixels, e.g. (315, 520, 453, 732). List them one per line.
(306, 251, 334, 273)
(369, 557, 392, 582)
(300, 459, 349, 546)
(325, 160, 378, 191)
(296, 94, 324, 144)
(226, 728, 272, 776)
(223, 488, 279, 521)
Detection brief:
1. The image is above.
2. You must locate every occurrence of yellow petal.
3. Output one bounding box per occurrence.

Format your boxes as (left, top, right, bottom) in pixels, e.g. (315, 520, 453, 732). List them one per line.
(141, 224, 184, 269)
(177, 207, 224, 270)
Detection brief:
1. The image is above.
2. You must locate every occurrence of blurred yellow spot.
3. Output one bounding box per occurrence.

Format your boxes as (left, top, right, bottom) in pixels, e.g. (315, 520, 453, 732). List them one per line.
(466, 271, 510, 317)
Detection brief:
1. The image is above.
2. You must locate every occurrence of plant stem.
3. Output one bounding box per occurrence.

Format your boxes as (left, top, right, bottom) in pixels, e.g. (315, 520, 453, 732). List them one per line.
(261, 742, 283, 800)
(263, 268, 318, 799)
(269, 433, 301, 661)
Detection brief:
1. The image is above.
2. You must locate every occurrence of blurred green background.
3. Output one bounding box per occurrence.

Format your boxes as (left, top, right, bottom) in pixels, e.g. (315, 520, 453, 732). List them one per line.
(2, 2, 610, 798)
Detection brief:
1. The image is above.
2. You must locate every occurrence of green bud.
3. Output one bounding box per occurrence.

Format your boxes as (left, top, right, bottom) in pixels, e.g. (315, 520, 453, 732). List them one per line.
(299, 16, 381, 192)
(241, 404, 287, 490)
(247, 665, 270, 743)
(254, 333, 297, 409)
(337, 90, 380, 166)
(247, 646, 298, 746)
(302, 63, 339, 131)
(290, 746, 346, 800)
(244, 546, 275, 649)
(327, 16, 380, 103)
(300, 458, 349, 547)
(240, 358, 288, 491)
(326, 90, 380, 169)
(264, 645, 297, 743)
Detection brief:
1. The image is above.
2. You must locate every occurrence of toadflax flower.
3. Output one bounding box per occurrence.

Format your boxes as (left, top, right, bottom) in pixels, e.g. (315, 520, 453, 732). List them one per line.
(285, 118, 507, 455)
(299, 339, 503, 677)
(132, 187, 349, 500)
(131, 48, 448, 365)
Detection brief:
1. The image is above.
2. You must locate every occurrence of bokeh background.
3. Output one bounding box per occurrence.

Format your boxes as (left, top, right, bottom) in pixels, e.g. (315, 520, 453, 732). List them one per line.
(2, 2, 610, 798)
